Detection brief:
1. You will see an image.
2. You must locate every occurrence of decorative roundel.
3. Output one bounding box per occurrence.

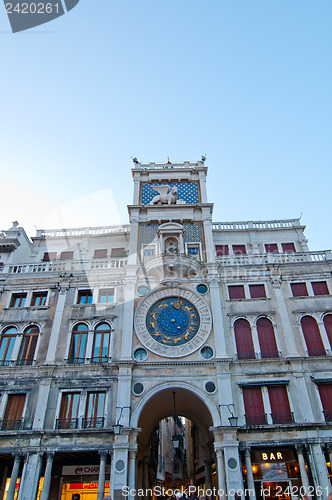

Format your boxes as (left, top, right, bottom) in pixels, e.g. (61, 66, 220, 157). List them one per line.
(205, 381, 216, 394)
(196, 284, 208, 294)
(200, 346, 214, 359)
(134, 348, 148, 361)
(134, 287, 212, 358)
(228, 458, 238, 470)
(115, 459, 125, 472)
(133, 382, 144, 395)
(137, 285, 149, 297)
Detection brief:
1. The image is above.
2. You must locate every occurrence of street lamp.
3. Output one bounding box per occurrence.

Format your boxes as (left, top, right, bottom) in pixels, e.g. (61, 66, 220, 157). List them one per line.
(113, 406, 130, 435)
(219, 404, 238, 427)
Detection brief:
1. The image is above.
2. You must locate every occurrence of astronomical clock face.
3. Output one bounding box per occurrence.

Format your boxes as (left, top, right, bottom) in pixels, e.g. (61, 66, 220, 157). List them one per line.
(134, 287, 212, 358)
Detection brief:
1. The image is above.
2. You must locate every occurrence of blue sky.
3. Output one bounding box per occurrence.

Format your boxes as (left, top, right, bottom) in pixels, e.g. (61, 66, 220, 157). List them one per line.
(1, 0, 331, 251)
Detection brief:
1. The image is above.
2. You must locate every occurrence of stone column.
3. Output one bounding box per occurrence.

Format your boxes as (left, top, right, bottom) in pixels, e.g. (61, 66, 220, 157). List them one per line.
(40, 453, 54, 500)
(120, 278, 136, 360)
(7, 455, 21, 500)
(128, 450, 137, 498)
(250, 325, 261, 358)
(309, 444, 331, 499)
(244, 449, 256, 500)
(45, 286, 69, 363)
(270, 277, 298, 356)
(209, 278, 228, 357)
(97, 451, 108, 500)
(17, 453, 42, 500)
(295, 446, 310, 490)
(215, 448, 226, 500)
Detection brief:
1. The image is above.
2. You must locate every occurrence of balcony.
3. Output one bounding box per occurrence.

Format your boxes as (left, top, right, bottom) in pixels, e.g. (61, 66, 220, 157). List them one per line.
(56, 418, 79, 430)
(271, 412, 294, 424)
(82, 417, 104, 429)
(216, 250, 332, 266)
(0, 419, 23, 431)
(245, 413, 268, 426)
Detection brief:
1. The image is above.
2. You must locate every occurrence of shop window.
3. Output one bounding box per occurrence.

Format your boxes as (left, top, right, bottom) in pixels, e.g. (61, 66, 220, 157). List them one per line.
(98, 289, 114, 303)
(10, 293, 27, 308)
(94, 249, 107, 259)
(301, 316, 325, 356)
(68, 324, 88, 364)
(268, 386, 293, 424)
(249, 284, 266, 299)
(228, 285, 245, 299)
(0, 327, 17, 366)
(60, 251, 74, 260)
(111, 247, 127, 258)
(31, 291, 47, 306)
(318, 384, 332, 422)
(243, 387, 266, 425)
(323, 315, 332, 349)
(91, 323, 111, 363)
(57, 392, 80, 429)
(282, 242, 296, 253)
(232, 245, 246, 255)
(2, 394, 25, 430)
(42, 252, 56, 261)
(256, 318, 279, 358)
(265, 243, 278, 253)
(83, 392, 105, 428)
(234, 319, 255, 360)
(216, 245, 229, 256)
(17, 326, 39, 366)
(77, 290, 93, 304)
(291, 283, 308, 297)
(312, 281, 329, 296)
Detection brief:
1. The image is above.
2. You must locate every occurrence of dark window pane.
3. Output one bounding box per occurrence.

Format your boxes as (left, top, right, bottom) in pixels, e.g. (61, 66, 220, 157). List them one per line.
(94, 249, 107, 259)
(60, 251, 74, 260)
(312, 281, 329, 296)
(216, 245, 229, 256)
(249, 285, 266, 299)
(43, 252, 57, 261)
(282, 243, 296, 253)
(265, 244, 278, 253)
(232, 245, 246, 255)
(228, 285, 245, 299)
(291, 283, 308, 297)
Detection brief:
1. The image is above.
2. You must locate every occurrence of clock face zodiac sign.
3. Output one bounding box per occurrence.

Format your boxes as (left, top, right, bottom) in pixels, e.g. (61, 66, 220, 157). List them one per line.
(146, 297, 200, 346)
(134, 288, 212, 358)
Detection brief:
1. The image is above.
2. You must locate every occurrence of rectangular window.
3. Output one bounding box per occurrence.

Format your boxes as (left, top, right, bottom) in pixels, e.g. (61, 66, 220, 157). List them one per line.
(98, 289, 114, 303)
(291, 283, 308, 297)
(232, 245, 246, 255)
(42, 252, 56, 261)
(312, 281, 329, 296)
(83, 392, 105, 428)
(2, 394, 25, 430)
(31, 292, 47, 306)
(265, 244, 279, 253)
(318, 384, 332, 422)
(268, 386, 293, 424)
(77, 290, 93, 304)
(228, 285, 245, 299)
(249, 284, 266, 299)
(58, 392, 80, 429)
(216, 245, 229, 256)
(60, 251, 74, 260)
(111, 247, 127, 258)
(10, 293, 27, 308)
(243, 387, 266, 425)
(94, 249, 107, 259)
(282, 242, 296, 253)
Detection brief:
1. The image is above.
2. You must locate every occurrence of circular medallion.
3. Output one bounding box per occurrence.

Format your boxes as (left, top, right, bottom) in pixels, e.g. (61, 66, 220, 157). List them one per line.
(134, 287, 212, 358)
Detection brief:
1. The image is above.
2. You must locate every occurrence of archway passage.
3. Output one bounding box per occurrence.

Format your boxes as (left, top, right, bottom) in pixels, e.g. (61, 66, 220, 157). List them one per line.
(136, 387, 216, 495)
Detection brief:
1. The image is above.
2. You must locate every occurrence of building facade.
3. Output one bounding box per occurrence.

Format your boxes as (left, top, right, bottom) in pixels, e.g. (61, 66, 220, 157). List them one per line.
(0, 160, 332, 500)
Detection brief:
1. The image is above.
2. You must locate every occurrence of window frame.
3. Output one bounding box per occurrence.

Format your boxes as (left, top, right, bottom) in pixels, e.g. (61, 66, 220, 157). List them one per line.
(9, 293, 27, 308)
(228, 285, 245, 300)
(77, 290, 93, 305)
(31, 291, 48, 307)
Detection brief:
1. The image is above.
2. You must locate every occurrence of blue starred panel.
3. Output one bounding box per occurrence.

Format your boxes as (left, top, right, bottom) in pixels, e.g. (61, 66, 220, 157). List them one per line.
(139, 222, 204, 246)
(141, 182, 200, 205)
(140, 223, 158, 245)
(183, 223, 203, 244)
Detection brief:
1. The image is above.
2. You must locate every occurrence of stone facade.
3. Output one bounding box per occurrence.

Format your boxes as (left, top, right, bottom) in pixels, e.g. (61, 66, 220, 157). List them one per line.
(0, 161, 331, 500)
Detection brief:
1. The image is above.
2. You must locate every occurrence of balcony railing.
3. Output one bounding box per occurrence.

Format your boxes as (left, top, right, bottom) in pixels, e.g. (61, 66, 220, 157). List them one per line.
(3, 257, 128, 275)
(216, 250, 332, 266)
(0, 419, 23, 431)
(66, 357, 111, 365)
(82, 417, 104, 429)
(307, 349, 327, 357)
(271, 412, 294, 424)
(235, 352, 257, 361)
(56, 418, 79, 430)
(323, 410, 332, 422)
(67, 357, 85, 365)
(90, 356, 109, 364)
(213, 219, 301, 231)
(260, 350, 281, 359)
(15, 359, 34, 366)
(245, 413, 268, 426)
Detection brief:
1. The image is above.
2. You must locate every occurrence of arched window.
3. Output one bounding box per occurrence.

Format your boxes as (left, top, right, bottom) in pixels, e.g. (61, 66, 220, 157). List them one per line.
(68, 324, 88, 364)
(301, 316, 325, 356)
(0, 327, 17, 366)
(234, 319, 255, 360)
(92, 323, 111, 363)
(256, 318, 279, 358)
(17, 326, 39, 365)
(323, 315, 332, 349)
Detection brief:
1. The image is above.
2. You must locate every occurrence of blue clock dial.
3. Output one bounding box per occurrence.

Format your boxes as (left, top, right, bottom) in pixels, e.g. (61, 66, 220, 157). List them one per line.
(146, 297, 200, 346)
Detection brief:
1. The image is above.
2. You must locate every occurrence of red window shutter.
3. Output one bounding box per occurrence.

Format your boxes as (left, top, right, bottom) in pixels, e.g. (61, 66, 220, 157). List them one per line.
(215, 245, 229, 256)
(268, 386, 292, 423)
(4, 394, 25, 421)
(228, 285, 245, 299)
(318, 384, 332, 416)
(243, 387, 265, 424)
(324, 315, 332, 349)
(94, 249, 107, 259)
(256, 318, 278, 358)
(232, 245, 246, 255)
(301, 316, 325, 356)
(265, 244, 278, 253)
(60, 251, 74, 260)
(43, 252, 57, 261)
(282, 243, 296, 253)
(291, 283, 308, 297)
(234, 319, 255, 359)
(312, 281, 329, 296)
(249, 284, 266, 299)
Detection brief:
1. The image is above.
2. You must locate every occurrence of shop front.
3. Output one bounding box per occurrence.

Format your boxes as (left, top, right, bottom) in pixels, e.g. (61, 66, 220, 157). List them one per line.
(60, 465, 111, 500)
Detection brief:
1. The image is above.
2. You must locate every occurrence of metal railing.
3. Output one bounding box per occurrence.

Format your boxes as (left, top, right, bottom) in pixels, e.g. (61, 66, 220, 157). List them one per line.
(245, 413, 268, 426)
(271, 412, 294, 424)
(235, 352, 257, 361)
(82, 417, 104, 429)
(56, 418, 79, 430)
(307, 349, 327, 357)
(260, 350, 281, 359)
(66, 357, 86, 365)
(0, 419, 23, 431)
